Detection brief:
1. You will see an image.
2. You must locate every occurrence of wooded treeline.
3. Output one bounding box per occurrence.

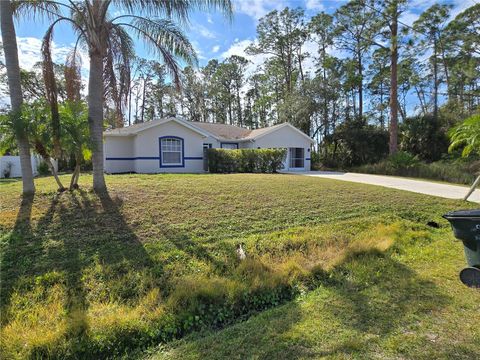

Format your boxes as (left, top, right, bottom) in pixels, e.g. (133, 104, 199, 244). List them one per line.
(114, 1, 479, 162)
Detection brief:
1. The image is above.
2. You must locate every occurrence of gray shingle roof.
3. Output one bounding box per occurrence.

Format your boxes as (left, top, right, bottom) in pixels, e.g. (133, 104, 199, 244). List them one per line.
(104, 118, 164, 135)
(103, 117, 312, 142)
(190, 122, 252, 140)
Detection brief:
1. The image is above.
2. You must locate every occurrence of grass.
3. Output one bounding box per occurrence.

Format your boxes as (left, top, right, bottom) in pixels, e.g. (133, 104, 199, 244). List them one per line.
(0, 173, 479, 359)
(149, 229, 480, 360)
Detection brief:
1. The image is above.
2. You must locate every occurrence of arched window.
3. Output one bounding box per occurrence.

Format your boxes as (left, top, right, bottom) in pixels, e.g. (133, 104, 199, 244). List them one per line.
(160, 137, 183, 167)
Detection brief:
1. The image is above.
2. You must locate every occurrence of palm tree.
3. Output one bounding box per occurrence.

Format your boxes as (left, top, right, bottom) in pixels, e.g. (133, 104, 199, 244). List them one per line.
(42, 1, 233, 193)
(0, 0, 35, 194)
(1, 0, 60, 194)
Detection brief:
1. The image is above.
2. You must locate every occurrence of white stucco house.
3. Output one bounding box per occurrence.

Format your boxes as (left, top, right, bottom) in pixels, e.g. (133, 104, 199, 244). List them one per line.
(103, 117, 314, 173)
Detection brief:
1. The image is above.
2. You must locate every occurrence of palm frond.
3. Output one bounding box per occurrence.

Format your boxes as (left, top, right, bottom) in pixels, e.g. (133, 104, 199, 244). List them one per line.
(117, 17, 197, 89)
(448, 114, 480, 156)
(65, 48, 83, 102)
(103, 24, 135, 126)
(12, 0, 61, 20)
(112, 0, 233, 23)
(41, 21, 61, 154)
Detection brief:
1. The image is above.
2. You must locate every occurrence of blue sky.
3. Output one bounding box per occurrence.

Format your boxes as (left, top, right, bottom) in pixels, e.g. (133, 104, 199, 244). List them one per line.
(12, 0, 472, 70)
(4, 0, 474, 114)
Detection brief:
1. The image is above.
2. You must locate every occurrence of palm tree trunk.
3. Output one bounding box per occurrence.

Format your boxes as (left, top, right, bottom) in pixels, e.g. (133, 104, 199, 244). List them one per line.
(46, 157, 65, 191)
(88, 52, 107, 192)
(0, 0, 35, 194)
(69, 153, 81, 190)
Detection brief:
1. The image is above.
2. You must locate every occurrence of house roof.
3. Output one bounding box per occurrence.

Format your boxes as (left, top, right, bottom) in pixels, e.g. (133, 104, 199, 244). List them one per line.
(242, 123, 315, 143)
(104, 117, 314, 143)
(190, 122, 252, 140)
(104, 117, 211, 137)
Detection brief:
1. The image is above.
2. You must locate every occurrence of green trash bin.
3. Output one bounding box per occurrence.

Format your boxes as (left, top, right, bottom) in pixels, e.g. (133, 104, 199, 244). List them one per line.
(443, 209, 480, 288)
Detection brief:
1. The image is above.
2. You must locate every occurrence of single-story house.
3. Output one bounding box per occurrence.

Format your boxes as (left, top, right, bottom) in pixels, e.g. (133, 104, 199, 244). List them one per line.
(103, 117, 314, 173)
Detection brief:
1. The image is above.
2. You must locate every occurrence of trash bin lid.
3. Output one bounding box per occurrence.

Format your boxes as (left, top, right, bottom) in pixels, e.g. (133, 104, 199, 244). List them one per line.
(443, 209, 480, 220)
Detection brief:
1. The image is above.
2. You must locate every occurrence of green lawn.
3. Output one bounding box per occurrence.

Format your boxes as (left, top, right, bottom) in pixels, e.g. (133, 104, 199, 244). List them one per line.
(0, 173, 479, 359)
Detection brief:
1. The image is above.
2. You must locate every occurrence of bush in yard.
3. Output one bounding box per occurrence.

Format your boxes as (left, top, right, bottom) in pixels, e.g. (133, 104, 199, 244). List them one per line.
(322, 118, 389, 168)
(207, 148, 287, 173)
(37, 160, 51, 176)
(387, 151, 420, 170)
(355, 156, 478, 185)
(400, 114, 449, 162)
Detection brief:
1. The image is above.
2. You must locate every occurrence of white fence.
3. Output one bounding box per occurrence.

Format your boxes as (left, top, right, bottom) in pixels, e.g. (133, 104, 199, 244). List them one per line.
(0, 155, 42, 178)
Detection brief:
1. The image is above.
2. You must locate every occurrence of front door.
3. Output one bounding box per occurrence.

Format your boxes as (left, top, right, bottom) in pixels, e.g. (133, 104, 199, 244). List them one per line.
(203, 143, 212, 171)
(289, 147, 305, 170)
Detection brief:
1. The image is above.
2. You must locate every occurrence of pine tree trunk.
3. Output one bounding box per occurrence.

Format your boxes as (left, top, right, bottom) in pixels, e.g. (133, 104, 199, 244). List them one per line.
(141, 77, 146, 123)
(358, 50, 363, 119)
(389, 7, 399, 155)
(128, 84, 132, 126)
(433, 35, 438, 120)
(88, 52, 107, 192)
(0, 0, 35, 194)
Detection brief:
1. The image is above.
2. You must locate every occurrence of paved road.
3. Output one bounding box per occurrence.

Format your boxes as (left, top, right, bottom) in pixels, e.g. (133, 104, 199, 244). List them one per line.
(296, 171, 480, 203)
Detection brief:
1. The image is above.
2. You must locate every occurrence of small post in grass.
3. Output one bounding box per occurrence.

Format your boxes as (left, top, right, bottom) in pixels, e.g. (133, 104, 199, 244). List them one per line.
(464, 175, 480, 201)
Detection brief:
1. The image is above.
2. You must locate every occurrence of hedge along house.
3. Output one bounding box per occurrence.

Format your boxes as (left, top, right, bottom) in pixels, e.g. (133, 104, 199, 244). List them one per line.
(104, 117, 314, 173)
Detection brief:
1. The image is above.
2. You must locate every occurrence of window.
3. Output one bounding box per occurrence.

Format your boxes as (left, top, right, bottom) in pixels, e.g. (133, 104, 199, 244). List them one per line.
(160, 137, 183, 166)
(221, 143, 238, 150)
(289, 147, 304, 168)
(203, 143, 212, 149)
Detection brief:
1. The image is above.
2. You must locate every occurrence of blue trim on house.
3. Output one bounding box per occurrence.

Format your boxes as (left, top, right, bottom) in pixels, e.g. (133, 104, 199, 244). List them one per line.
(106, 157, 159, 160)
(305, 158, 311, 161)
(220, 142, 239, 149)
(106, 157, 137, 160)
(106, 156, 203, 161)
(159, 136, 185, 168)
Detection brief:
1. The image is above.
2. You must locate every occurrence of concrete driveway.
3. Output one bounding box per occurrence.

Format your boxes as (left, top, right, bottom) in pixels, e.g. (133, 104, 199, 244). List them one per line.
(296, 171, 480, 203)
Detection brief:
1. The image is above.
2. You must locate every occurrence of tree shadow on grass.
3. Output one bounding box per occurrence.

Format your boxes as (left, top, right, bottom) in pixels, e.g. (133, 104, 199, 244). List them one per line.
(324, 249, 450, 335)
(164, 227, 235, 276)
(158, 249, 470, 360)
(0, 189, 155, 356)
(1, 193, 35, 309)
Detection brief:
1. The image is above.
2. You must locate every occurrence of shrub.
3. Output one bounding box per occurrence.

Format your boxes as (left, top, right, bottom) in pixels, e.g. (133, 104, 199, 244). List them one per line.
(2, 161, 13, 178)
(400, 114, 449, 162)
(207, 148, 287, 173)
(321, 118, 389, 168)
(355, 157, 478, 185)
(37, 161, 50, 176)
(387, 151, 419, 170)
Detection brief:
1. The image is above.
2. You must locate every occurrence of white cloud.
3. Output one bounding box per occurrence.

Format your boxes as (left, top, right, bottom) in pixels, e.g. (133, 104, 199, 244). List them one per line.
(305, 0, 325, 12)
(212, 45, 220, 53)
(193, 23, 217, 39)
(192, 40, 207, 60)
(207, 15, 214, 24)
(400, 0, 473, 28)
(17, 37, 70, 70)
(301, 39, 320, 76)
(221, 39, 269, 76)
(233, 0, 287, 21)
(1, 36, 89, 107)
